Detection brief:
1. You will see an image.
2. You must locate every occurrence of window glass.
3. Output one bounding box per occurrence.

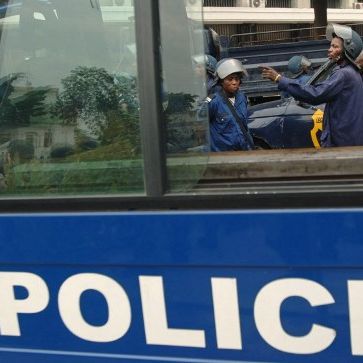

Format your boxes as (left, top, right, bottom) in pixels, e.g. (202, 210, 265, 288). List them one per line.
(159, 0, 209, 192)
(0, 0, 143, 196)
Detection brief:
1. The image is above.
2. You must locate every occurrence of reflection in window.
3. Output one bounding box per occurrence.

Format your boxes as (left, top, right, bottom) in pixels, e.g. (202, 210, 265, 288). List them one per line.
(0, 0, 143, 195)
(44, 131, 52, 147)
(159, 0, 209, 191)
(25, 132, 36, 146)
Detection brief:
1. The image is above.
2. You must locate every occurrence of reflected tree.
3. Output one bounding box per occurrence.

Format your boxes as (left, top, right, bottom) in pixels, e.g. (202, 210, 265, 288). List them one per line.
(0, 74, 48, 126)
(52, 66, 140, 156)
(53, 66, 207, 156)
(164, 92, 207, 153)
(52, 66, 119, 127)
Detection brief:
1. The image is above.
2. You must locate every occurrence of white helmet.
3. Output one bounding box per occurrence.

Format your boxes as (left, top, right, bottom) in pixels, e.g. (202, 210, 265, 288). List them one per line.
(215, 58, 248, 80)
(326, 23, 363, 64)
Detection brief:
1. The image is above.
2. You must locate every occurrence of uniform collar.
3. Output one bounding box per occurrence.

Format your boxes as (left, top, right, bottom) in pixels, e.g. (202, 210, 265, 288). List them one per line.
(220, 89, 243, 105)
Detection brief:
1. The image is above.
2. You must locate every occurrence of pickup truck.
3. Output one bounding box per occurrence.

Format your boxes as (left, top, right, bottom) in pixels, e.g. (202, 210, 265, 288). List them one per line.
(212, 26, 331, 104)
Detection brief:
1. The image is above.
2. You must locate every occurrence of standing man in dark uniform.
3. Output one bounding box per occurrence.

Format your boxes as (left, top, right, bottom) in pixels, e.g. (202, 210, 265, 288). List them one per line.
(261, 24, 363, 147)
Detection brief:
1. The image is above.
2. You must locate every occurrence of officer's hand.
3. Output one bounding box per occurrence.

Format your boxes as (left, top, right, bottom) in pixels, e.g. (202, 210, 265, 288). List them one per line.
(259, 65, 281, 82)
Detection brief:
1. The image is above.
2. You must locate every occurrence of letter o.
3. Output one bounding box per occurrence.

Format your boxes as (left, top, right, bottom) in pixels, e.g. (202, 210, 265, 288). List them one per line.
(58, 273, 131, 342)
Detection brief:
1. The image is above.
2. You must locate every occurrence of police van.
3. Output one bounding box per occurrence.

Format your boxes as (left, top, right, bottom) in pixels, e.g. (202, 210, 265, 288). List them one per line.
(1, 1, 363, 363)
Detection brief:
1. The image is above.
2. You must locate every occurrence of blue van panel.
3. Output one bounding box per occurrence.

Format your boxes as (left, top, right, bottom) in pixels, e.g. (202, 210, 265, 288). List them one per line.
(0, 210, 362, 362)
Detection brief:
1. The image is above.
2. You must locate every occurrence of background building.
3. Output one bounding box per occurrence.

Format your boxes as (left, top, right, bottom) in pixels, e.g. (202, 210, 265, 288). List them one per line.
(202, 0, 363, 40)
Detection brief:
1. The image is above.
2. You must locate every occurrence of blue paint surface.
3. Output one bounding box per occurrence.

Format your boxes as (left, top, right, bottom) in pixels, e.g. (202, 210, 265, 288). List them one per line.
(0, 209, 362, 362)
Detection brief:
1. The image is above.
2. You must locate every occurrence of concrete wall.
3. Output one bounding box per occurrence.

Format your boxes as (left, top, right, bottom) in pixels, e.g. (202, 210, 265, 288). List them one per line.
(231, 0, 362, 8)
(203, 7, 363, 24)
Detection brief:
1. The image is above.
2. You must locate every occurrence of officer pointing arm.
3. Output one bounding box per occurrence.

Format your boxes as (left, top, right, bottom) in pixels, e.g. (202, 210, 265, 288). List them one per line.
(261, 23, 363, 148)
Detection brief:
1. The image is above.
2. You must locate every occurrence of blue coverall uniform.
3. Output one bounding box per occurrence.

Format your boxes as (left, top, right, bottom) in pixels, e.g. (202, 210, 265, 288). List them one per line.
(207, 90, 253, 152)
(295, 74, 311, 84)
(278, 61, 363, 147)
(282, 73, 311, 98)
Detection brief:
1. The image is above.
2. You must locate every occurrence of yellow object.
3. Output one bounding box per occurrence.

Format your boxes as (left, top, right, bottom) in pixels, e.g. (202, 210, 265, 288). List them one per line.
(274, 74, 281, 82)
(311, 109, 324, 148)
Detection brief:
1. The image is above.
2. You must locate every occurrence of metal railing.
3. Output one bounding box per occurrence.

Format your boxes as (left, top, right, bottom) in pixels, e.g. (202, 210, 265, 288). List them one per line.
(203, 0, 236, 6)
(311, 0, 341, 9)
(230, 25, 325, 47)
(266, 0, 292, 8)
(229, 22, 363, 47)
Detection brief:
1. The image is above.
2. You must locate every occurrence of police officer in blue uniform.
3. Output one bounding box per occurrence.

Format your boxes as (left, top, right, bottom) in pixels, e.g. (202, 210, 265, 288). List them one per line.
(262, 23, 363, 148)
(207, 58, 254, 152)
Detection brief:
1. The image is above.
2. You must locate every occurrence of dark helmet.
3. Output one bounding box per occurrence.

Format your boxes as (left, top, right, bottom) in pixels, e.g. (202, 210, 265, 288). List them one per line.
(192, 54, 217, 75)
(205, 55, 217, 74)
(215, 58, 248, 79)
(288, 55, 312, 76)
(326, 23, 363, 64)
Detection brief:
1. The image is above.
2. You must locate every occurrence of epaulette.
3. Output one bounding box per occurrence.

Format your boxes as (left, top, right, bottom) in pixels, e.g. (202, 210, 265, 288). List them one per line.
(205, 94, 216, 103)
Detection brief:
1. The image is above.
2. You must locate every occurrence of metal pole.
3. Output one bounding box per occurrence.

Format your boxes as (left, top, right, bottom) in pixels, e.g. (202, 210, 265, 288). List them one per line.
(134, 0, 167, 197)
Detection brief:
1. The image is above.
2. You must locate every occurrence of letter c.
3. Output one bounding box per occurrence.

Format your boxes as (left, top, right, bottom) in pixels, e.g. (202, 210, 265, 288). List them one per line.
(254, 278, 336, 354)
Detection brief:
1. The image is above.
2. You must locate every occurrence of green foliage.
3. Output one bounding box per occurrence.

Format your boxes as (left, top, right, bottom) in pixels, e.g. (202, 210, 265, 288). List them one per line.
(0, 74, 48, 126)
(50, 144, 75, 158)
(66, 140, 140, 162)
(163, 92, 206, 153)
(5, 159, 144, 195)
(98, 110, 140, 155)
(0, 67, 208, 195)
(52, 66, 119, 125)
(52, 66, 141, 157)
(164, 92, 197, 115)
(8, 139, 34, 162)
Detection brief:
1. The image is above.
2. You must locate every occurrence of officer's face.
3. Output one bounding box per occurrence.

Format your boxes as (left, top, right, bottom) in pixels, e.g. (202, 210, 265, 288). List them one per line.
(222, 73, 241, 94)
(328, 37, 344, 61)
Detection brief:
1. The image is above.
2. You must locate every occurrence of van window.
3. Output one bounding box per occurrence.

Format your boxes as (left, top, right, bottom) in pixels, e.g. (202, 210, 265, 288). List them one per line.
(0, 0, 144, 195)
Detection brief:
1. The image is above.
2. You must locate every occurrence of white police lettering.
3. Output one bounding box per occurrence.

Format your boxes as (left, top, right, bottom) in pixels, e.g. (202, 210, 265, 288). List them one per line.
(254, 278, 336, 354)
(139, 276, 206, 347)
(58, 273, 131, 343)
(1, 272, 363, 356)
(348, 280, 363, 355)
(0, 272, 49, 336)
(211, 277, 242, 350)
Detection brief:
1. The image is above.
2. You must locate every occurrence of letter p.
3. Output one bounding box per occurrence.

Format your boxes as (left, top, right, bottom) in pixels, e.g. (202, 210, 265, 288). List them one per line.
(0, 272, 49, 336)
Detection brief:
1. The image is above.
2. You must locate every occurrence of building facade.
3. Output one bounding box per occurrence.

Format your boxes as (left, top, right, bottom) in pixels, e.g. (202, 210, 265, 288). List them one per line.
(202, 0, 363, 39)
(204, 0, 361, 8)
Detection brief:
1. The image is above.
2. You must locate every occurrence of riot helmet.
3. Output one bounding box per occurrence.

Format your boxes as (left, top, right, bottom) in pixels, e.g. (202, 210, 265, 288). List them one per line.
(192, 54, 217, 75)
(205, 55, 217, 74)
(288, 55, 312, 76)
(215, 58, 248, 80)
(326, 23, 363, 64)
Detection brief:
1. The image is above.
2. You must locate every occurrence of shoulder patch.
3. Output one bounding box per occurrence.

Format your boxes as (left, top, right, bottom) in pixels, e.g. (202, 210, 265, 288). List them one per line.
(205, 94, 216, 103)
